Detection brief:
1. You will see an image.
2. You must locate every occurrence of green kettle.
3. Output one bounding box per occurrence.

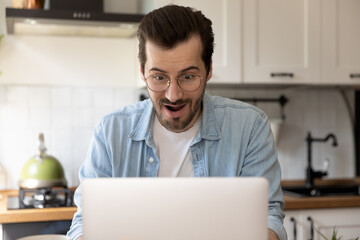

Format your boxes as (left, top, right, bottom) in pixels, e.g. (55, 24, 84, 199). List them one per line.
(19, 133, 67, 189)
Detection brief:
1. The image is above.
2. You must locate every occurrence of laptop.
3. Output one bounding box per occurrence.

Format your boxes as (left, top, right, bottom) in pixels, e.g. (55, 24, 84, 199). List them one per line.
(82, 177, 269, 240)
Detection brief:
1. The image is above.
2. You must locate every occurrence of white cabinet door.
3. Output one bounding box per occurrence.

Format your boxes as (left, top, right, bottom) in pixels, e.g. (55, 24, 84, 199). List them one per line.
(322, 0, 360, 84)
(143, 0, 242, 84)
(243, 0, 321, 84)
(286, 208, 360, 240)
(302, 208, 360, 240)
(284, 210, 305, 240)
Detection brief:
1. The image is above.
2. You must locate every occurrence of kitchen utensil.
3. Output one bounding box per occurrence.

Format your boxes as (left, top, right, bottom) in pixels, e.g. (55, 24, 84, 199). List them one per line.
(12, 0, 44, 9)
(19, 133, 67, 189)
(27, 0, 45, 9)
(12, 0, 28, 8)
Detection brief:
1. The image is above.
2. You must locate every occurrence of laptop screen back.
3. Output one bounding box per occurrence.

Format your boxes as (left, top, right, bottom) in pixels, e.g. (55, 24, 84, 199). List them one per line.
(82, 177, 268, 240)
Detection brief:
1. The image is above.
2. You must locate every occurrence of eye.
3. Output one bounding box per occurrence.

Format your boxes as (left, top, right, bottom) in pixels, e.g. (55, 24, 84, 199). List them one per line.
(179, 74, 196, 81)
(152, 74, 168, 81)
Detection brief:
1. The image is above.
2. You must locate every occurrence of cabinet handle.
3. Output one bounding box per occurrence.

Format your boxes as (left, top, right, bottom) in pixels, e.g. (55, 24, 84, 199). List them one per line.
(307, 216, 314, 240)
(270, 72, 294, 78)
(350, 73, 360, 78)
(290, 217, 297, 240)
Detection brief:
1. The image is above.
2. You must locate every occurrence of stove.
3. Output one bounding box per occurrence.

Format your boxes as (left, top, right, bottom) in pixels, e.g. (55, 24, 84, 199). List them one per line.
(7, 187, 75, 210)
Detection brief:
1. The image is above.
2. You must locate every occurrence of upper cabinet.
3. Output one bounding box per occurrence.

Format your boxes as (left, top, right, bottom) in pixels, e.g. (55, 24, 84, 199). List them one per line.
(2, 0, 359, 86)
(144, 0, 242, 84)
(243, 0, 321, 84)
(144, 0, 360, 85)
(242, 0, 360, 85)
(322, 0, 360, 84)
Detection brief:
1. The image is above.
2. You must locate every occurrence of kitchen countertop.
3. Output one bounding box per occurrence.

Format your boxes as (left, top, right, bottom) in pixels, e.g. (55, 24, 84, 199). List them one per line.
(284, 194, 360, 210)
(282, 178, 360, 210)
(1, 178, 360, 224)
(0, 190, 77, 224)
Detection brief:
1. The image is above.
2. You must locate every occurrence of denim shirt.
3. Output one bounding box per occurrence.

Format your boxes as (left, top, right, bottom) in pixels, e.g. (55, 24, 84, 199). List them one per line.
(67, 92, 287, 240)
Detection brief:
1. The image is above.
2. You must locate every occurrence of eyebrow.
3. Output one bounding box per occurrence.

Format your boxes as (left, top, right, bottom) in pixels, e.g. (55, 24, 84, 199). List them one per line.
(149, 66, 200, 74)
(179, 66, 200, 73)
(149, 67, 167, 73)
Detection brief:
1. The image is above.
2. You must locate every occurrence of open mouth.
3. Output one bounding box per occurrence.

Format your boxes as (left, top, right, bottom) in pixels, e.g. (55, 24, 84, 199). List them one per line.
(164, 104, 185, 112)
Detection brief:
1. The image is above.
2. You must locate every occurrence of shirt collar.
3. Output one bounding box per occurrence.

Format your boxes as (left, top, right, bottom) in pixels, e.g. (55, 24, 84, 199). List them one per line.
(197, 92, 222, 141)
(128, 98, 156, 147)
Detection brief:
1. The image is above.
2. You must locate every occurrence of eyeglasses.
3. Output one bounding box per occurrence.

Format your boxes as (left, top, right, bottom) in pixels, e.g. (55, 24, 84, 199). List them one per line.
(145, 73, 203, 92)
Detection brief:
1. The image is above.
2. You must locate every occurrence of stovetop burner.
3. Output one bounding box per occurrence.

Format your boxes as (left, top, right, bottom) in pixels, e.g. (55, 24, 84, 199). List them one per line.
(7, 187, 74, 210)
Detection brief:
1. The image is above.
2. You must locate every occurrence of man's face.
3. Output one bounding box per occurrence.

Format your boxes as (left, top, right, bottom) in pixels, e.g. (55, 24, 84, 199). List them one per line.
(141, 34, 211, 133)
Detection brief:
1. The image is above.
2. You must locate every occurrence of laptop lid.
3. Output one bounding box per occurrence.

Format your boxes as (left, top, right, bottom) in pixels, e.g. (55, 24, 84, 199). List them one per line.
(82, 177, 269, 240)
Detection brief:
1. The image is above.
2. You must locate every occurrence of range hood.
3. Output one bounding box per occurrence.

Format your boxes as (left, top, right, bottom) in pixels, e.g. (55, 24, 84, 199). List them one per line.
(6, 0, 144, 37)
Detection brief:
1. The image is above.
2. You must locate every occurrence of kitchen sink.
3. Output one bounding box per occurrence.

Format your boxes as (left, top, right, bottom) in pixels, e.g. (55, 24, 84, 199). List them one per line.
(282, 184, 360, 197)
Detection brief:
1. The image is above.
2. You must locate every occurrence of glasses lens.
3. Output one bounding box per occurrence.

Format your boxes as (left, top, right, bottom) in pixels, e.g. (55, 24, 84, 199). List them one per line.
(146, 74, 169, 92)
(178, 74, 201, 92)
(145, 74, 202, 92)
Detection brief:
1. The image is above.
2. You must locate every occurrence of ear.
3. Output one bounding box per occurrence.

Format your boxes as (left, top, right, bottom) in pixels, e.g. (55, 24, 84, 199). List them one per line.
(206, 59, 213, 82)
(139, 61, 146, 82)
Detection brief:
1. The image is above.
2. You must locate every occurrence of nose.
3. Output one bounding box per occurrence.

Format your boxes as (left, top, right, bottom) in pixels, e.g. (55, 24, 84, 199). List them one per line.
(164, 79, 183, 103)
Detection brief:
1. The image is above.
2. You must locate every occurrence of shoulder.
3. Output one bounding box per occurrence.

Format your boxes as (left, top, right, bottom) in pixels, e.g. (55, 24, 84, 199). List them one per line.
(206, 93, 267, 120)
(95, 99, 152, 132)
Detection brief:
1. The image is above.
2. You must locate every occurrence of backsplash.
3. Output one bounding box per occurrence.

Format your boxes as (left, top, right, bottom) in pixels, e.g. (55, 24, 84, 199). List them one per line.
(207, 86, 355, 180)
(0, 1, 356, 189)
(0, 85, 139, 189)
(0, 85, 355, 189)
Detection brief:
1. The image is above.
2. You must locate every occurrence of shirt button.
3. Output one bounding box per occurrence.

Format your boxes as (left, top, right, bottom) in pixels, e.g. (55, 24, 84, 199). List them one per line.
(149, 157, 154, 163)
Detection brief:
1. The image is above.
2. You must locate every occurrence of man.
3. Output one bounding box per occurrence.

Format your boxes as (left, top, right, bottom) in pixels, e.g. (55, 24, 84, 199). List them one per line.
(67, 4, 287, 240)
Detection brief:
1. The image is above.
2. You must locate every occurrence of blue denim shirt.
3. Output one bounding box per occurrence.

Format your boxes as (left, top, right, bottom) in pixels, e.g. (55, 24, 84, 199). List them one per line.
(67, 92, 287, 240)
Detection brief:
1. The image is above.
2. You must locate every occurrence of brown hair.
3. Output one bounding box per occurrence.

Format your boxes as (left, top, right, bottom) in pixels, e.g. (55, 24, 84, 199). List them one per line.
(137, 4, 214, 76)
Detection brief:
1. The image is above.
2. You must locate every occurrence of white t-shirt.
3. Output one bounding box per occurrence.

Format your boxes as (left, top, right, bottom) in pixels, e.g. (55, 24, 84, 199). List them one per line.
(153, 115, 201, 177)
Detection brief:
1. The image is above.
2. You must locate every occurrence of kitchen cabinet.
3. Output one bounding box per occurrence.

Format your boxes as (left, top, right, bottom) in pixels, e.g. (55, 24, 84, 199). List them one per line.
(285, 208, 360, 240)
(284, 210, 304, 240)
(148, 0, 360, 85)
(2, 221, 71, 240)
(242, 0, 360, 85)
(143, 0, 242, 84)
(322, 0, 360, 84)
(243, 0, 321, 84)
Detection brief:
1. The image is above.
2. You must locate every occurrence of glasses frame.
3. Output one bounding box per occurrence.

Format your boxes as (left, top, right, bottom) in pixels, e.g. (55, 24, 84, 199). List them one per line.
(144, 73, 203, 92)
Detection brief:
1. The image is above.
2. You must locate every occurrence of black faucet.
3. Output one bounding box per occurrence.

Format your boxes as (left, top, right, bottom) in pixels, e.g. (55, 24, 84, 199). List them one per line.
(305, 132, 338, 188)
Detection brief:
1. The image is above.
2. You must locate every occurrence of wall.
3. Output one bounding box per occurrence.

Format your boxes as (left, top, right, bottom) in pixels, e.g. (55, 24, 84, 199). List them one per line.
(0, 1, 356, 189)
(0, 34, 140, 188)
(207, 87, 355, 180)
(0, 85, 139, 188)
(0, 1, 141, 189)
(0, 84, 355, 189)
